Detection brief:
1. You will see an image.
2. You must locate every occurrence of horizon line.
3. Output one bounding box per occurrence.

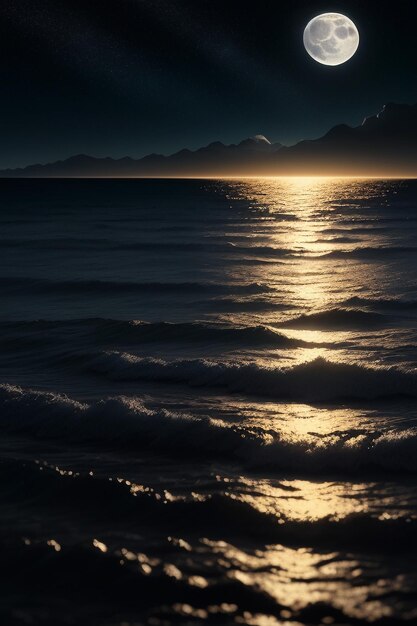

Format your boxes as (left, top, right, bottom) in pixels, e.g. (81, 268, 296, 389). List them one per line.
(1, 175, 416, 181)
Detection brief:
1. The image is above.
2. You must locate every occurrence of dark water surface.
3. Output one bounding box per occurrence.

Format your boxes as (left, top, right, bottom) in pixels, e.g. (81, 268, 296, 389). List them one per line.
(1, 178, 417, 625)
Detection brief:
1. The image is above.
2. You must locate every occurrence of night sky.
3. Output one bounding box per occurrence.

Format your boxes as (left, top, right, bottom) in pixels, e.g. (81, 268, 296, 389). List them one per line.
(1, 0, 416, 168)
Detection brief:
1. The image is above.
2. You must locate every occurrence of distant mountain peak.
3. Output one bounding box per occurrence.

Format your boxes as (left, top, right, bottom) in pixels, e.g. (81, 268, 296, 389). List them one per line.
(238, 135, 280, 152)
(251, 135, 271, 145)
(362, 102, 417, 128)
(378, 102, 415, 120)
(322, 123, 353, 140)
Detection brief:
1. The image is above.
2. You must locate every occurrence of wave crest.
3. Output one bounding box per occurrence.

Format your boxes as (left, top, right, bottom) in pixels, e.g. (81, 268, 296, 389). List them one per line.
(88, 353, 417, 403)
(280, 308, 393, 329)
(2, 383, 417, 474)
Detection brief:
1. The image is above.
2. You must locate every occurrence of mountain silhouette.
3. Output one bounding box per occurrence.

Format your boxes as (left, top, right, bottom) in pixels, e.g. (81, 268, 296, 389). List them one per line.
(1, 103, 416, 177)
(276, 102, 417, 176)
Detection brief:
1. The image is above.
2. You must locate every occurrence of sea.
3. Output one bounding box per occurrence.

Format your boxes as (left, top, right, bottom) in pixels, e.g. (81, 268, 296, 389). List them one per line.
(1, 177, 417, 626)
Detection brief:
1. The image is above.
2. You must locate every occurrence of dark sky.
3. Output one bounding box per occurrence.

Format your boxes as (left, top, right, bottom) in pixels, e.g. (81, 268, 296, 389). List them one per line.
(1, 0, 416, 168)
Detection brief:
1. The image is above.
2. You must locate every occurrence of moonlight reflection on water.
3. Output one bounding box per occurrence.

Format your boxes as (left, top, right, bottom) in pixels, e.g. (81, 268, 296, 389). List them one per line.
(0, 177, 417, 624)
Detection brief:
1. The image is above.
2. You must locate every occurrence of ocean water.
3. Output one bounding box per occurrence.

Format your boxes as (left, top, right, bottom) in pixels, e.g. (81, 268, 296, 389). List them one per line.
(1, 178, 417, 625)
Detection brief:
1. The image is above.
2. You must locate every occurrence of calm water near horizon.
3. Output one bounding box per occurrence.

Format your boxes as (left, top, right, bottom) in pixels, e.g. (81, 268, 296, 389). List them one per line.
(1, 177, 417, 625)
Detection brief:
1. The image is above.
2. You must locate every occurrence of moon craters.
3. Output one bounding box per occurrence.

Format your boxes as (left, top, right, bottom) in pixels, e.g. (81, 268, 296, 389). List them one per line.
(303, 13, 359, 66)
(310, 19, 331, 41)
(335, 26, 348, 39)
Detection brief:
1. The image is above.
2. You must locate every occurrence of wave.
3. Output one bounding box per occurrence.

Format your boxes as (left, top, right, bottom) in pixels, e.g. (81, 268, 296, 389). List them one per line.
(2, 383, 417, 475)
(219, 243, 417, 261)
(0, 237, 308, 257)
(225, 244, 295, 258)
(313, 235, 361, 244)
(320, 226, 394, 235)
(85, 320, 306, 347)
(85, 353, 417, 403)
(0, 237, 238, 253)
(342, 296, 417, 311)
(4, 459, 417, 551)
(280, 308, 395, 329)
(4, 238, 416, 262)
(0, 237, 115, 250)
(4, 466, 413, 626)
(194, 297, 290, 312)
(0, 276, 275, 296)
(0, 318, 306, 349)
(319, 246, 417, 260)
(215, 243, 417, 261)
(165, 242, 417, 261)
(0, 486, 287, 622)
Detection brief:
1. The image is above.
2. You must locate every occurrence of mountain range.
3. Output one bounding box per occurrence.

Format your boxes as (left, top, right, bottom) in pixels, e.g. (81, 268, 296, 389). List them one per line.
(1, 103, 416, 177)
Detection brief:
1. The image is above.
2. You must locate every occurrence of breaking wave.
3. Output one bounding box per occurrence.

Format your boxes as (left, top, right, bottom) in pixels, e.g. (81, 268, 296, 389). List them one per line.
(280, 308, 395, 329)
(2, 383, 417, 474)
(342, 296, 417, 311)
(0, 319, 306, 349)
(86, 353, 417, 403)
(84, 320, 306, 347)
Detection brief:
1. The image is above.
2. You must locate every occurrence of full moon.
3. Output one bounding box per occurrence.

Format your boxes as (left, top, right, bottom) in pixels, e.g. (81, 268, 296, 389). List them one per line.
(303, 13, 359, 66)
